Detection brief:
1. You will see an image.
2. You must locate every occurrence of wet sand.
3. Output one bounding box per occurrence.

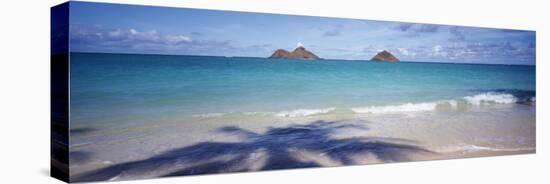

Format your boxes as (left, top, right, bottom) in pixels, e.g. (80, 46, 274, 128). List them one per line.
(69, 103, 535, 182)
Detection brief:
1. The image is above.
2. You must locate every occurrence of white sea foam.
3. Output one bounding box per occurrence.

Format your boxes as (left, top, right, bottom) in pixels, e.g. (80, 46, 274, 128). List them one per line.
(192, 92, 526, 117)
(275, 107, 336, 117)
(242, 111, 273, 116)
(463, 92, 517, 105)
(351, 102, 438, 114)
(447, 100, 458, 107)
(351, 92, 520, 114)
(351, 100, 458, 114)
(192, 113, 226, 118)
(192, 108, 337, 119)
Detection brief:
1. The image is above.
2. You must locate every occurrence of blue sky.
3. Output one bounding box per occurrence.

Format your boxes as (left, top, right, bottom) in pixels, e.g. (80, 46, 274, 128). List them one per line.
(69, 2, 536, 65)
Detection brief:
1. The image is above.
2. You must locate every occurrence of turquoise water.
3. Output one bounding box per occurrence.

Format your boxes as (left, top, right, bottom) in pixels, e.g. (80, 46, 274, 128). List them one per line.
(69, 52, 535, 125)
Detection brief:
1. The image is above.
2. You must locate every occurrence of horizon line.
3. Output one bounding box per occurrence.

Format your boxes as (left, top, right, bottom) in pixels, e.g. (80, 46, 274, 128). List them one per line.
(69, 51, 536, 66)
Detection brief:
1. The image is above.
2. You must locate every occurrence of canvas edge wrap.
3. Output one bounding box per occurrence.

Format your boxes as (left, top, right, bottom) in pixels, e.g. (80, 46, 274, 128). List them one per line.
(51, 2, 70, 183)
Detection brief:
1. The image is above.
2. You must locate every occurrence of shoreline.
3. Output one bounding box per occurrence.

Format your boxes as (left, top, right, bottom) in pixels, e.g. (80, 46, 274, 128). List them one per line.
(69, 103, 535, 182)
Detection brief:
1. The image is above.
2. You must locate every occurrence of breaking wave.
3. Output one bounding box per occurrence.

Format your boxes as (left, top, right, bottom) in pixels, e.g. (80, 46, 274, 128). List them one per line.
(191, 92, 534, 117)
(352, 102, 443, 114)
(463, 92, 518, 105)
(192, 108, 337, 118)
(275, 107, 336, 117)
(192, 113, 226, 118)
(351, 92, 534, 114)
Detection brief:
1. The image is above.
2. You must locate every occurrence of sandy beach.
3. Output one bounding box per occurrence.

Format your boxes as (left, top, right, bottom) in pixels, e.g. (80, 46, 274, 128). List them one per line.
(69, 102, 535, 182)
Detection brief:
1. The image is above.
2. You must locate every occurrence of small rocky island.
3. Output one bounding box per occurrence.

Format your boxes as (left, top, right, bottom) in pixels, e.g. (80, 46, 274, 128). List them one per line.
(269, 46, 321, 60)
(371, 50, 399, 62)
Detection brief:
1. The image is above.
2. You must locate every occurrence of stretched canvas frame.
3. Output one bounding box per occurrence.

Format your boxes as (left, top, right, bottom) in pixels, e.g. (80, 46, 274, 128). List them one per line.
(51, 1, 536, 183)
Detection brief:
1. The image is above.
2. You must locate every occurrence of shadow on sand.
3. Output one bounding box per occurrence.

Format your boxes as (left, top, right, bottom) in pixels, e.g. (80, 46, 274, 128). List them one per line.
(74, 120, 434, 182)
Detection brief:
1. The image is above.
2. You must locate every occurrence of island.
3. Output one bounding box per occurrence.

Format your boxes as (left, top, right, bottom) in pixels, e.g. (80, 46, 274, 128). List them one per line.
(371, 50, 400, 62)
(269, 46, 321, 60)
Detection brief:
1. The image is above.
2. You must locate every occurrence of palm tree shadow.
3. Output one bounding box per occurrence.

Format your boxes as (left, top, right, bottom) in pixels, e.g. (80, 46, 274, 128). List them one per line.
(74, 120, 435, 182)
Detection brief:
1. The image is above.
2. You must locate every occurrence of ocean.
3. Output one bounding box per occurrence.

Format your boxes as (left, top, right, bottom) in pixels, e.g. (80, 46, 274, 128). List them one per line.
(68, 52, 536, 181)
(70, 52, 535, 121)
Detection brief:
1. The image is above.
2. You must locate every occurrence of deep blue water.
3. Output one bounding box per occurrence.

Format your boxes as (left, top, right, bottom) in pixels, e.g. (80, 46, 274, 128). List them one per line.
(69, 53, 535, 124)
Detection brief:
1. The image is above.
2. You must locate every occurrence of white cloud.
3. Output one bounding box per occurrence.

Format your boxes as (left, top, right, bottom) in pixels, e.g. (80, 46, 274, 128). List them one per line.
(433, 45, 442, 53)
(397, 48, 415, 57)
(432, 45, 448, 57)
(107, 29, 123, 37)
(165, 35, 191, 43)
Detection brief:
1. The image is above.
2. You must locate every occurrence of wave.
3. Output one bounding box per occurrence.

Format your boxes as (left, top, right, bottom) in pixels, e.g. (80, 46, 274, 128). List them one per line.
(352, 102, 441, 114)
(191, 108, 337, 118)
(463, 92, 518, 105)
(190, 92, 534, 117)
(275, 107, 336, 118)
(192, 113, 226, 118)
(352, 92, 534, 114)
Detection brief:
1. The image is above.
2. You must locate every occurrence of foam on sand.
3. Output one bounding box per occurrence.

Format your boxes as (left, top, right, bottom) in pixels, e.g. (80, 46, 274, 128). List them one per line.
(275, 107, 336, 117)
(352, 102, 438, 114)
(351, 100, 458, 114)
(192, 113, 226, 118)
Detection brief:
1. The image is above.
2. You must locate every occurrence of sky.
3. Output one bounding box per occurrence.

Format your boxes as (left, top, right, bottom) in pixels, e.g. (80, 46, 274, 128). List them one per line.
(69, 2, 536, 65)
